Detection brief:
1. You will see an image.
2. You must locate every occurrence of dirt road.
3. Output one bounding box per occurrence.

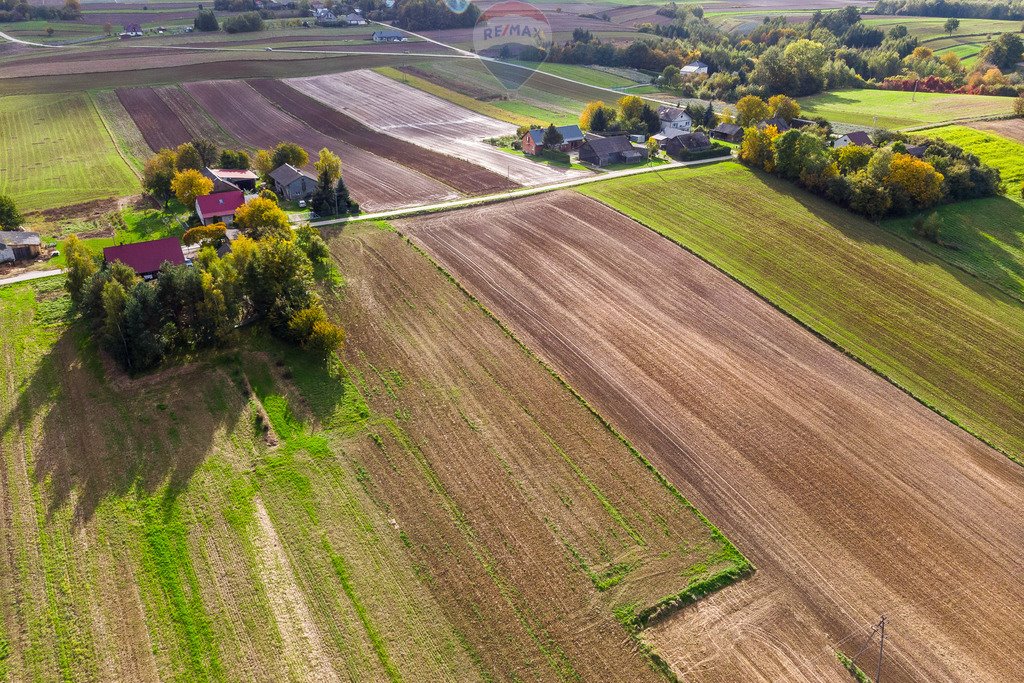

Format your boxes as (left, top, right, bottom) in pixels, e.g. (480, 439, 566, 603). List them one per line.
(400, 192, 1024, 682)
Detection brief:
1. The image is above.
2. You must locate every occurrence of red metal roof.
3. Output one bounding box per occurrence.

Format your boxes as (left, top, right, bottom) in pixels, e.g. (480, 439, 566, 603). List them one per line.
(103, 237, 185, 275)
(196, 190, 245, 220)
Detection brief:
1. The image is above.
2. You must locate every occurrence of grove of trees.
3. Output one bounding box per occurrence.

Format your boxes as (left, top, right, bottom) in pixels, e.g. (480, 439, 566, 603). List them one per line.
(738, 124, 1001, 219)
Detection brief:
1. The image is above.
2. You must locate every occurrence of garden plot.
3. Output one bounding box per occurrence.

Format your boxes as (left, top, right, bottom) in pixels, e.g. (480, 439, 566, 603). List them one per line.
(287, 70, 589, 186)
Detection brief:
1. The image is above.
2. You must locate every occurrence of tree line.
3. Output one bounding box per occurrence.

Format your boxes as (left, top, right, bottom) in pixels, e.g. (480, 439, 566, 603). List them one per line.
(873, 0, 1024, 21)
(63, 213, 343, 374)
(737, 113, 1000, 220)
(0, 0, 79, 23)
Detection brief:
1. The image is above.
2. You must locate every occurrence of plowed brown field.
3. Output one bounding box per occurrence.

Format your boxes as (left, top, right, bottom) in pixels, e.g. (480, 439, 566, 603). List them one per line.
(287, 70, 588, 185)
(183, 79, 459, 210)
(400, 192, 1024, 683)
(248, 78, 518, 194)
(969, 117, 1024, 143)
(116, 86, 193, 151)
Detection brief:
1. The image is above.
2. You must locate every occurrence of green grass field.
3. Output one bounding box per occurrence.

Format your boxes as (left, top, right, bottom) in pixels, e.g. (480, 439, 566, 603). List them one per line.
(506, 60, 638, 89)
(880, 125, 1024, 299)
(798, 89, 1014, 129)
(860, 15, 1024, 41)
(580, 162, 1024, 461)
(0, 92, 138, 213)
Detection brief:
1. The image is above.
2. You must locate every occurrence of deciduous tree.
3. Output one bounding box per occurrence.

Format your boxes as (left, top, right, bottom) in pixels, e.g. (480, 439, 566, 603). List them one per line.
(63, 234, 98, 306)
(174, 142, 203, 171)
(735, 95, 770, 127)
(233, 196, 291, 240)
(314, 147, 342, 184)
(143, 149, 178, 206)
(767, 94, 800, 122)
(0, 194, 22, 230)
(171, 169, 214, 208)
(271, 142, 309, 170)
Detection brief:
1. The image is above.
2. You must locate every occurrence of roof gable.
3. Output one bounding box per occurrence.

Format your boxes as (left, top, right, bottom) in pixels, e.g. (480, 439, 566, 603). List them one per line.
(843, 131, 873, 146)
(583, 136, 634, 155)
(196, 190, 245, 218)
(0, 231, 40, 247)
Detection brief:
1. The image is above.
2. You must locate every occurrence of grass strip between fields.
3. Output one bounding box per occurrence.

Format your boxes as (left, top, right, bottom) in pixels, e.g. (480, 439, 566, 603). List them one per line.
(386, 220, 753, 629)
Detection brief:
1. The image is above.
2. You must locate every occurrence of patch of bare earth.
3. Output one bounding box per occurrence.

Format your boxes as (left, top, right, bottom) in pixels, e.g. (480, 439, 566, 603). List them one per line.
(968, 117, 1024, 144)
(399, 192, 1024, 683)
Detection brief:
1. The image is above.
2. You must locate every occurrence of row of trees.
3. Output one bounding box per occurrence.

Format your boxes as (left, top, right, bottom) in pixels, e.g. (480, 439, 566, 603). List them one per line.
(738, 126, 1000, 219)
(873, 0, 1024, 21)
(390, 0, 479, 31)
(579, 95, 662, 136)
(64, 212, 342, 373)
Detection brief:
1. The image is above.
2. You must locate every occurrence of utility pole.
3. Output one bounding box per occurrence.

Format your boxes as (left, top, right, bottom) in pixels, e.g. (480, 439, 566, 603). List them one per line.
(875, 615, 887, 683)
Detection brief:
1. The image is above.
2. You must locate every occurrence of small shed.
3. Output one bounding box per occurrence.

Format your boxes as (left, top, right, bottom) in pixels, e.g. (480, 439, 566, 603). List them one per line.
(0, 231, 42, 263)
(269, 164, 318, 200)
(710, 123, 743, 143)
(103, 237, 185, 280)
(578, 136, 648, 167)
(681, 60, 709, 75)
(205, 168, 258, 192)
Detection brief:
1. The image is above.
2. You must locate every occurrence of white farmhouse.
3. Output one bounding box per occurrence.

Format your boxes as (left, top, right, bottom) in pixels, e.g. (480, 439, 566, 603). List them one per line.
(656, 106, 692, 136)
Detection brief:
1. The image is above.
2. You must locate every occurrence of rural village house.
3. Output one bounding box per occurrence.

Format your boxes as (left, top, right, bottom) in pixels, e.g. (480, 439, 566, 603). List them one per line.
(656, 106, 692, 137)
(0, 231, 41, 264)
(103, 237, 185, 280)
(578, 136, 648, 167)
(120, 23, 144, 38)
(905, 143, 928, 158)
(204, 168, 258, 193)
(833, 131, 873, 148)
(521, 124, 585, 155)
(758, 117, 791, 133)
(196, 190, 247, 226)
(681, 60, 709, 75)
(346, 12, 367, 25)
(269, 164, 318, 200)
(710, 122, 743, 143)
(372, 30, 407, 42)
(662, 131, 712, 157)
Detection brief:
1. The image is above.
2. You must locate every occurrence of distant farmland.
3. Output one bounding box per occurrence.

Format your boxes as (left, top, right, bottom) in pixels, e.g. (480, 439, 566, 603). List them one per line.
(0, 92, 138, 212)
(579, 162, 1024, 460)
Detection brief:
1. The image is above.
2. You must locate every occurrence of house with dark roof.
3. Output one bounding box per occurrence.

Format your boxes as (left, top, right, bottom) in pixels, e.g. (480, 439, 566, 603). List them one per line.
(0, 231, 41, 263)
(710, 122, 743, 143)
(663, 132, 712, 158)
(269, 164, 318, 200)
(521, 125, 586, 155)
(196, 190, 246, 226)
(758, 117, 791, 133)
(103, 237, 185, 280)
(657, 106, 692, 135)
(578, 136, 648, 167)
(204, 168, 258, 192)
(120, 23, 143, 38)
(904, 144, 928, 158)
(372, 30, 407, 42)
(346, 12, 367, 25)
(833, 131, 873, 149)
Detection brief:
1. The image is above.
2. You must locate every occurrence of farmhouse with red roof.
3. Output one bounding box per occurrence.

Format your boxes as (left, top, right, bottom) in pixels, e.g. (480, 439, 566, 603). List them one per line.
(103, 237, 185, 280)
(196, 190, 246, 226)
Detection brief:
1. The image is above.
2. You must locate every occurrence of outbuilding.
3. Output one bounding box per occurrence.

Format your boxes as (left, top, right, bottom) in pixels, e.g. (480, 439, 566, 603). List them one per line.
(578, 136, 648, 167)
(204, 167, 259, 192)
(103, 237, 185, 280)
(710, 122, 743, 143)
(0, 231, 42, 263)
(196, 190, 246, 226)
(269, 164, 318, 200)
(680, 60, 709, 75)
(663, 131, 712, 157)
(372, 30, 407, 42)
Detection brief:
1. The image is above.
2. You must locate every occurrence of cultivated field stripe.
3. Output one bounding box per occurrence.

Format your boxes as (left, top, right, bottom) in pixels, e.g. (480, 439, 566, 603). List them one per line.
(399, 191, 1024, 682)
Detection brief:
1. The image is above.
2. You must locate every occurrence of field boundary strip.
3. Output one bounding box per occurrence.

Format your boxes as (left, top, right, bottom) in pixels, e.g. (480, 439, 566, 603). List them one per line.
(389, 224, 755, 627)
(580, 179, 1022, 467)
(89, 91, 144, 180)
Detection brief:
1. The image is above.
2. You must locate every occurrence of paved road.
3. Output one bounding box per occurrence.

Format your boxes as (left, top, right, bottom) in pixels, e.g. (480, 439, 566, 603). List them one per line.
(308, 156, 730, 227)
(0, 269, 62, 287)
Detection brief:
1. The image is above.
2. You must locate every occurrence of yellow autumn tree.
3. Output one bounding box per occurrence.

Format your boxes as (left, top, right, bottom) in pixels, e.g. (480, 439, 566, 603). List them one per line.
(767, 94, 800, 122)
(233, 197, 292, 241)
(738, 126, 775, 172)
(885, 153, 945, 208)
(735, 95, 770, 127)
(171, 168, 214, 208)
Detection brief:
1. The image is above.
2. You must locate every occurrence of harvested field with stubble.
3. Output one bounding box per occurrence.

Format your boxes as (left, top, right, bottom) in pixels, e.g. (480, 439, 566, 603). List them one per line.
(183, 79, 459, 210)
(288, 70, 589, 185)
(248, 78, 519, 194)
(399, 192, 1024, 683)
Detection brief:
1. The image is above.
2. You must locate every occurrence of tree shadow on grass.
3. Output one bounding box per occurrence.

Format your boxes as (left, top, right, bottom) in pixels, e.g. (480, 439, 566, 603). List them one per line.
(0, 324, 246, 525)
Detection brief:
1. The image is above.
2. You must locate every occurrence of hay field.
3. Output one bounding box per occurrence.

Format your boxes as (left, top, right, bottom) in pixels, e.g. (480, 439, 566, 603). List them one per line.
(797, 88, 1014, 129)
